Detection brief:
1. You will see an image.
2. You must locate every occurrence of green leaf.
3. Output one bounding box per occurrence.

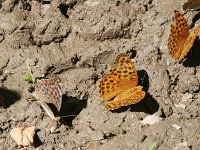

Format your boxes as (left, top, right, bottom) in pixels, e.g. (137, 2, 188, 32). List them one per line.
(148, 142, 157, 150)
(23, 72, 35, 83)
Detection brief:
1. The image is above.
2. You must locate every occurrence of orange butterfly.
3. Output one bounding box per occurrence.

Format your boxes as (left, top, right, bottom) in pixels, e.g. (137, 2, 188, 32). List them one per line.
(168, 10, 200, 62)
(99, 53, 146, 110)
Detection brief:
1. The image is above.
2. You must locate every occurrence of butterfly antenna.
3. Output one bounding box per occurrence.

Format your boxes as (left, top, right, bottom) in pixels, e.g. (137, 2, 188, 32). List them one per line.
(60, 115, 77, 118)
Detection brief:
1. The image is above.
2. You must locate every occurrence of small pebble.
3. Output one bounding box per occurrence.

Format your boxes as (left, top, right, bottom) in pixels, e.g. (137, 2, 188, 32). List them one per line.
(175, 103, 186, 109)
(181, 93, 193, 102)
(49, 124, 57, 133)
(141, 115, 161, 125)
(172, 124, 181, 130)
(173, 141, 190, 150)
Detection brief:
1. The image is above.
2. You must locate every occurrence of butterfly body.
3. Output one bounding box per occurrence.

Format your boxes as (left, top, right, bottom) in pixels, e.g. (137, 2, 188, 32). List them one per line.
(99, 53, 145, 110)
(168, 10, 200, 62)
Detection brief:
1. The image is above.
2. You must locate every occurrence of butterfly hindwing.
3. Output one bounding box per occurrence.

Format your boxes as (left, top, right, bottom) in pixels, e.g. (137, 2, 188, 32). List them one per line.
(179, 23, 200, 61)
(36, 98, 60, 121)
(105, 86, 146, 110)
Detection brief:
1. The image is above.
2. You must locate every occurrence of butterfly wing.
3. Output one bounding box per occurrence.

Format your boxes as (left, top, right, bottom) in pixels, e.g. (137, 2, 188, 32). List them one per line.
(183, 0, 200, 10)
(168, 10, 190, 60)
(34, 76, 62, 110)
(179, 23, 200, 61)
(105, 86, 146, 110)
(36, 97, 60, 121)
(99, 53, 138, 101)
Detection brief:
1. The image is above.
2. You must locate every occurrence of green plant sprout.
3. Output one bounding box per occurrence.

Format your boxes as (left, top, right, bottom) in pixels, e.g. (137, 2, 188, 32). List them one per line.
(148, 142, 157, 150)
(23, 71, 35, 83)
(23, 61, 36, 83)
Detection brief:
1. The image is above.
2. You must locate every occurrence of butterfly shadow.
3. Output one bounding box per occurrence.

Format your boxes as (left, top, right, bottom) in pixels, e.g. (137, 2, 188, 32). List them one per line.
(129, 93, 159, 114)
(182, 37, 200, 67)
(138, 69, 149, 92)
(191, 11, 200, 28)
(111, 69, 159, 114)
(33, 129, 43, 148)
(59, 95, 87, 126)
(131, 70, 159, 114)
(0, 87, 21, 108)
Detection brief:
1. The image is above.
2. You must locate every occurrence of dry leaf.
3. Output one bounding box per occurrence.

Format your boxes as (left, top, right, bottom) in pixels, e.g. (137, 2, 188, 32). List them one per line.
(10, 126, 35, 147)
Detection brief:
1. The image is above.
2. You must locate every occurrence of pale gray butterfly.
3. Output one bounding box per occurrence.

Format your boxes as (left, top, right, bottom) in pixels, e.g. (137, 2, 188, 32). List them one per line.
(32, 76, 62, 121)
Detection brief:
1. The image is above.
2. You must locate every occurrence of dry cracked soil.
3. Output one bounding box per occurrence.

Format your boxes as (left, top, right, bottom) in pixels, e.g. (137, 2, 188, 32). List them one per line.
(0, 0, 200, 150)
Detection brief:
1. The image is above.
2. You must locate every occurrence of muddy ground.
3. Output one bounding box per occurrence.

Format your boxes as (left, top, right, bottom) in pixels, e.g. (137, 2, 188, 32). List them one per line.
(0, 0, 200, 149)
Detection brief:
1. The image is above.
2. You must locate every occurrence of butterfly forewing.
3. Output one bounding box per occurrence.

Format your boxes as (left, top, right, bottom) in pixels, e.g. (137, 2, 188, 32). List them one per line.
(99, 54, 138, 101)
(35, 76, 62, 110)
(115, 53, 135, 68)
(168, 10, 190, 60)
(115, 53, 138, 86)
